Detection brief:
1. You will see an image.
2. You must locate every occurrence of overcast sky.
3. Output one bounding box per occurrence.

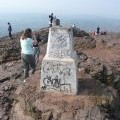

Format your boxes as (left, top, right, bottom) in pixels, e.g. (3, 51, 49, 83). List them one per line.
(0, 0, 120, 18)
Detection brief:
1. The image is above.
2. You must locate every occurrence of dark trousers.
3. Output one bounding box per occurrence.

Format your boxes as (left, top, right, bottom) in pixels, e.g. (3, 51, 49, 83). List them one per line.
(9, 31, 12, 38)
(21, 53, 36, 79)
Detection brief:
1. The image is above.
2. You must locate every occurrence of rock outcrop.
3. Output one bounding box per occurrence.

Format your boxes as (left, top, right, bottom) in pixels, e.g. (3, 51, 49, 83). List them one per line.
(0, 28, 120, 120)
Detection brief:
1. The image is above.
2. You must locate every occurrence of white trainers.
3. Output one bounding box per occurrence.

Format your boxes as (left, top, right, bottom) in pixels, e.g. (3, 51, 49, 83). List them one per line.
(23, 79, 26, 83)
(23, 78, 28, 83)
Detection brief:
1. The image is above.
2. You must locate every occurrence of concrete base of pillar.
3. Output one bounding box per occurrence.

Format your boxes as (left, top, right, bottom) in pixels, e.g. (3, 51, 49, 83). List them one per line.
(40, 56, 78, 95)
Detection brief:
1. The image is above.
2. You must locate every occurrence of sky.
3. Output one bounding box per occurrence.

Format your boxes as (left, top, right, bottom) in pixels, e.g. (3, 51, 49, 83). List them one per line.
(0, 0, 120, 19)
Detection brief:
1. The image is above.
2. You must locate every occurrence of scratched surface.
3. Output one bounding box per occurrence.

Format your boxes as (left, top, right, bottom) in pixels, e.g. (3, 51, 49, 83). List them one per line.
(41, 60, 77, 94)
(41, 27, 77, 94)
(47, 28, 73, 58)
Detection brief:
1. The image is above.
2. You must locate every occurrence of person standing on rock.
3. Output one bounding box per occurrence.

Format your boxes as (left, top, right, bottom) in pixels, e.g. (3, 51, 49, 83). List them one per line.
(72, 23, 76, 32)
(20, 28, 37, 82)
(32, 32, 41, 65)
(97, 26, 100, 35)
(8, 22, 12, 39)
(49, 13, 54, 27)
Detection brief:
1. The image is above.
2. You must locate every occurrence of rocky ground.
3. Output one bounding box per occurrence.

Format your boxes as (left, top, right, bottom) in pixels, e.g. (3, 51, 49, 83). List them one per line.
(0, 28, 120, 120)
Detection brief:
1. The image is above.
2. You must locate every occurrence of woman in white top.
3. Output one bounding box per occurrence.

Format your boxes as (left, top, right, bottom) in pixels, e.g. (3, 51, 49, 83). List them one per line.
(20, 28, 36, 80)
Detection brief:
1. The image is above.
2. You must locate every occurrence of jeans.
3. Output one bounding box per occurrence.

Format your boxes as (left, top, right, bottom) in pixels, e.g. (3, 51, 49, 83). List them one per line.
(21, 53, 36, 79)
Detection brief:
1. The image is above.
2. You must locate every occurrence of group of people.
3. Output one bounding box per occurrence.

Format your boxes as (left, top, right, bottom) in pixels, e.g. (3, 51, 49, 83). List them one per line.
(7, 13, 57, 40)
(93, 26, 100, 35)
(7, 13, 54, 41)
(9, 14, 107, 83)
(7, 13, 56, 83)
(93, 26, 107, 35)
(20, 28, 41, 82)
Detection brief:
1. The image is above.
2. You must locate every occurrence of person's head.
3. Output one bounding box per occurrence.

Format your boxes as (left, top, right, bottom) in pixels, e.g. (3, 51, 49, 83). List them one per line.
(51, 13, 53, 16)
(21, 28, 32, 40)
(8, 22, 10, 25)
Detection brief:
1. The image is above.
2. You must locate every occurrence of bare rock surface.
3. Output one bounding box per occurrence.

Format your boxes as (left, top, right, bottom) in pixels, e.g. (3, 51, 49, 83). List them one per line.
(15, 71, 119, 120)
(0, 29, 120, 120)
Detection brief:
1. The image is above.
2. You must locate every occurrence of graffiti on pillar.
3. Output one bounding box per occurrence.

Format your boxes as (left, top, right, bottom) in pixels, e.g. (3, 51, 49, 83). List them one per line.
(43, 62, 71, 76)
(49, 50, 71, 58)
(48, 32, 72, 58)
(42, 75, 71, 92)
(42, 61, 72, 92)
(51, 34, 68, 49)
(41, 29, 76, 93)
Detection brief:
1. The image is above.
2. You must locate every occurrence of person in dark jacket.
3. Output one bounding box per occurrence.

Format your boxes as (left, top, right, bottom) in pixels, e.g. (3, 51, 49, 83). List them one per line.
(8, 22, 12, 39)
(49, 13, 54, 27)
(97, 26, 100, 35)
(33, 33, 41, 65)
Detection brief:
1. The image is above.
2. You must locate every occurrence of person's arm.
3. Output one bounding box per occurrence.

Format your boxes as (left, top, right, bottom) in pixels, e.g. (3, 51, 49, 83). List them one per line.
(32, 34, 36, 40)
(33, 40, 38, 45)
(33, 33, 40, 45)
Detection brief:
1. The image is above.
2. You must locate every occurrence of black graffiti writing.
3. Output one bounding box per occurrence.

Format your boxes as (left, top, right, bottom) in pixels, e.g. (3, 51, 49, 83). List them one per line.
(48, 50, 71, 58)
(43, 62, 71, 76)
(51, 34, 68, 49)
(43, 75, 71, 92)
